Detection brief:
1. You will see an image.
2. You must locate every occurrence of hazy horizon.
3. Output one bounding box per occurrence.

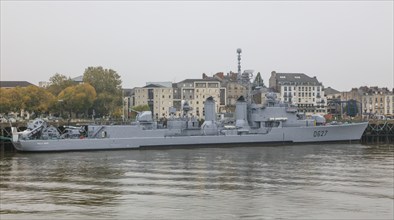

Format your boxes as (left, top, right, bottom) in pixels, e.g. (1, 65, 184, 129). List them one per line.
(1, 1, 393, 91)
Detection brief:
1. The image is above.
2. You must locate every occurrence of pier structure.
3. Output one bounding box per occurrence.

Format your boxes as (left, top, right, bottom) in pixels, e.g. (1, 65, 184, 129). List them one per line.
(361, 120, 394, 144)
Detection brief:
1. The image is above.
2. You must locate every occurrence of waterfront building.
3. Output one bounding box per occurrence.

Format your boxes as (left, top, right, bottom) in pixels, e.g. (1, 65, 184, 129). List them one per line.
(385, 92, 394, 117)
(176, 78, 225, 119)
(132, 79, 226, 120)
(122, 88, 134, 120)
(324, 87, 342, 116)
(337, 86, 394, 118)
(359, 87, 393, 117)
(203, 71, 247, 108)
(269, 71, 327, 115)
(133, 82, 174, 120)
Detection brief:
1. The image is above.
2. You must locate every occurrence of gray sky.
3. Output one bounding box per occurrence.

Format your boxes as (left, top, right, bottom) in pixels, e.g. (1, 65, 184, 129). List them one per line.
(1, 1, 393, 91)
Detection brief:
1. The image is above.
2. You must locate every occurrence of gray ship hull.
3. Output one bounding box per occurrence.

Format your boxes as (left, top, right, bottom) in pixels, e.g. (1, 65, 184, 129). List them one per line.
(12, 122, 368, 152)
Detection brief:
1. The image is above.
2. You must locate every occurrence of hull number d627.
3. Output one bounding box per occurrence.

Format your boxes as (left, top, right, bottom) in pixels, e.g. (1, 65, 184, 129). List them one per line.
(313, 130, 328, 137)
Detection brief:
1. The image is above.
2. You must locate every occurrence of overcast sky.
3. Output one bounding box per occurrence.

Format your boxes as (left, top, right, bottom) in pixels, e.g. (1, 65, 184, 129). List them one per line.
(1, 1, 393, 91)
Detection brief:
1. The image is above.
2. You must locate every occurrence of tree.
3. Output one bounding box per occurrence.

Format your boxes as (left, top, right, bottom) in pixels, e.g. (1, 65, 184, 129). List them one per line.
(83, 66, 122, 117)
(0, 88, 20, 114)
(83, 67, 122, 94)
(22, 86, 56, 115)
(58, 83, 97, 118)
(47, 73, 77, 96)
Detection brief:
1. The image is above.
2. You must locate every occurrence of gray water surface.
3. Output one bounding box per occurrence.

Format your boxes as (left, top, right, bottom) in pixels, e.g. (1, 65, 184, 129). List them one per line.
(1, 144, 393, 219)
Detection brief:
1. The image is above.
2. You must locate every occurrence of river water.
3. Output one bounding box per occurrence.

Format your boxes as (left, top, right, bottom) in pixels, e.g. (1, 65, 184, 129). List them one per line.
(1, 144, 393, 220)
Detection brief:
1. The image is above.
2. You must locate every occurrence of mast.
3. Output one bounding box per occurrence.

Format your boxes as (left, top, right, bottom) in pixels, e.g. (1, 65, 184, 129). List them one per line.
(236, 48, 253, 103)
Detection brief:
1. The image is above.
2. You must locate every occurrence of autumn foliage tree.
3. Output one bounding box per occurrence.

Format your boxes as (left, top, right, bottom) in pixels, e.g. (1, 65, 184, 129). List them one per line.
(0, 86, 55, 117)
(22, 86, 56, 114)
(0, 87, 24, 114)
(57, 83, 97, 118)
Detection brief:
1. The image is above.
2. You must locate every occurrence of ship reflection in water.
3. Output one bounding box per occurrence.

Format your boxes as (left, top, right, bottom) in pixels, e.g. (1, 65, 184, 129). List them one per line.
(1, 144, 393, 219)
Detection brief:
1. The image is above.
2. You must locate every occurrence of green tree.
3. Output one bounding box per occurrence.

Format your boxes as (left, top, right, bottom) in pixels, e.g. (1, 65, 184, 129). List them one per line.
(83, 66, 122, 117)
(58, 83, 97, 118)
(83, 67, 122, 94)
(47, 73, 77, 96)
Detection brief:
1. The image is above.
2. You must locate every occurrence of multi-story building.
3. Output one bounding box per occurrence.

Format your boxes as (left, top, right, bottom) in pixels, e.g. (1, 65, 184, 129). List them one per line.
(132, 79, 226, 120)
(122, 88, 134, 120)
(203, 71, 247, 108)
(269, 71, 327, 115)
(176, 79, 226, 119)
(359, 87, 392, 117)
(385, 93, 394, 117)
(133, 82, 174, 120)
(324, 87, 341, 116)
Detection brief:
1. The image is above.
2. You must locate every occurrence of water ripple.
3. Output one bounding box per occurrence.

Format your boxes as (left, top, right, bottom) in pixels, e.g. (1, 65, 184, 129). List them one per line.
(1, 144, 393, 219)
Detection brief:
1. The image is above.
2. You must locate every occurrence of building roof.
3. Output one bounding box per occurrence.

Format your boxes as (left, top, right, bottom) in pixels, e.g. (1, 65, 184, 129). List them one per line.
(324, 87, 340, 95)
(358, 86, 392, 95)
(178, 78, 220, 84)
(143, 84, 165, 88)
(275, 73, 320, 85)
(0, 81, 36, 88)
(72, 75, 83, 82)
(146, 81, 172, 88)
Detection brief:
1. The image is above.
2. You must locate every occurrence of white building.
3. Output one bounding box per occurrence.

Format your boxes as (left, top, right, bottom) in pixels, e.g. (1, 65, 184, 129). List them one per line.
(269, 71, 327, 115)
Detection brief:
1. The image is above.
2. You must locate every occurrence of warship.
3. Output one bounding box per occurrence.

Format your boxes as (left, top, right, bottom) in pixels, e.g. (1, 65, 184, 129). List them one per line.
(10, 51, 368, 152)
(10, 90, 368, 152)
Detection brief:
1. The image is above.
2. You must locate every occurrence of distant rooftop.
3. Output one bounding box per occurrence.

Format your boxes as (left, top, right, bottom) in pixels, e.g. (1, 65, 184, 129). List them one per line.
(72, 75, 83, 82)
(146, 81, 172, 88)
(0, 81, 36, 88)
(275, 73, 320, 84)
(178, 78, 220, 84)
(143, 84, 166, 88)
(324, 87, 340, 95)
